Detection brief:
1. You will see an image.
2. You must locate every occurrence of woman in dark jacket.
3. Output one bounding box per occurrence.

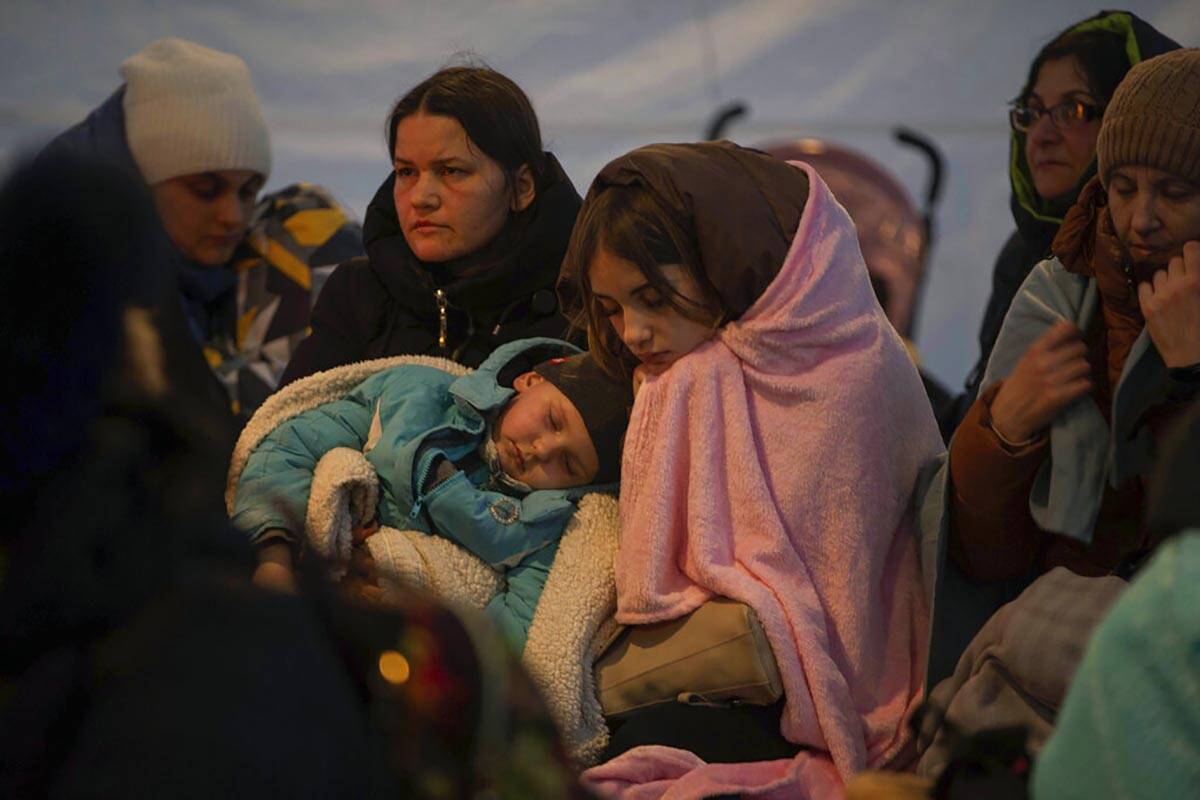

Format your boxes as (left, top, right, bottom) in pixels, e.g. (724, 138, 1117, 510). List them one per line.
(949, 10, 1178, 430)
(281, 66, 583, 383)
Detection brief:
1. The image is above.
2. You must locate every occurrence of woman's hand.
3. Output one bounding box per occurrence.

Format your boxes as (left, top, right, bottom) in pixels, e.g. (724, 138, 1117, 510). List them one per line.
(252, 539, 297, 593)
(990, 321, 1092, 444)
(1139, 241, 1200, 369)
(344, 544, 383, 603)
(351, 518, 380, 544)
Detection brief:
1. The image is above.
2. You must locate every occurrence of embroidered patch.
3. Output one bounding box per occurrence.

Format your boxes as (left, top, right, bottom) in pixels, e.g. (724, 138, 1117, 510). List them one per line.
(489, 498, 521, 525)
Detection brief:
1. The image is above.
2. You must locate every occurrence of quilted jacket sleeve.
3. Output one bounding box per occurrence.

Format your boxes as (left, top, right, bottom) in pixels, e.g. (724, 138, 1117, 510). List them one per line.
(419, 470, 573, 569)
(231, 394, 373, 544)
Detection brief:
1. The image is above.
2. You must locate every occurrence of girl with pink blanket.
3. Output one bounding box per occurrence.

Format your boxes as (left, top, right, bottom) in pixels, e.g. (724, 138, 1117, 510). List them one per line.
(558, 142, 945, 798)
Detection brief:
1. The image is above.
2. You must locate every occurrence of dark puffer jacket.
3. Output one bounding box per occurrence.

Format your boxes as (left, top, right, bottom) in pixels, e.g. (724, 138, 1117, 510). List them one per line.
(947, 10, 1178, 433)
(281, 157, 582, 383)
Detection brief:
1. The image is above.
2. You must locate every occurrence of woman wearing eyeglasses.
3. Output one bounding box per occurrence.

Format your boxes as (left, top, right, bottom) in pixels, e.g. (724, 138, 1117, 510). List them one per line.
(954, 12, 1178, 419)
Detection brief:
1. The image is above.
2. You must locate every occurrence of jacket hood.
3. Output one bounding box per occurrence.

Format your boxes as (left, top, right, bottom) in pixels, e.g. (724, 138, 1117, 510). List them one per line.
(42, 88, 137, 175)
(41, 89, 173, 299)
(1008, 10, 1180, 243)
(448, 337, 621, 498)
(449, 337, 581, 417)
(360, 153, 582, 320)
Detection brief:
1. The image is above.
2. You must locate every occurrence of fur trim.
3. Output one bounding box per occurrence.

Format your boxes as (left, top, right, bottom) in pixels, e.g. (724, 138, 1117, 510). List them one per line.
(225, 354, 467, 514)
(306, 447, 379, 580)
(523, 493, 620, 764)
(367, 526, 502, 610)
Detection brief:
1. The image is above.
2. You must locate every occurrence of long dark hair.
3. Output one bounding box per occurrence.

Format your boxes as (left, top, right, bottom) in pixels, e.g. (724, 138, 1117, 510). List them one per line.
(1020, 28, 1130, 107)
(563, 184, 726, 378)
(386, 65, 549, 193)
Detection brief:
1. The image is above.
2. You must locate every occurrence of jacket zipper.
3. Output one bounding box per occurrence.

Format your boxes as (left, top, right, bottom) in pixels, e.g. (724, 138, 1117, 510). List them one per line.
(434, 288, 448, 351)
(409, 451, 439, 521)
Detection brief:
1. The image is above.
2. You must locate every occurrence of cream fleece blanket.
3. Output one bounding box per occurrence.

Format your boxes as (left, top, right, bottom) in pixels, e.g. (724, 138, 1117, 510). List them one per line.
(225, 355, 620, 764)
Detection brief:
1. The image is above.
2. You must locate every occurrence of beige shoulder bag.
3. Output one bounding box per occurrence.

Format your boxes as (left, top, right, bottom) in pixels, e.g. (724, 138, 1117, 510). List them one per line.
(595, 597, 784, 718)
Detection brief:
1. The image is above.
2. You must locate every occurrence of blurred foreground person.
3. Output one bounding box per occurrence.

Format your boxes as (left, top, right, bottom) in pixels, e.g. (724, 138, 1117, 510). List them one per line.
(43, 37, 361, 438)
(1032, 404, 1200, 798)
(0, 155, 582, 798)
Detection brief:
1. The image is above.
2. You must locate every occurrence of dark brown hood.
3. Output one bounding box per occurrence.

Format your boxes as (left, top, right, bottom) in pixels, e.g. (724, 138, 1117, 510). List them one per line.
(559, 141, 809, 320)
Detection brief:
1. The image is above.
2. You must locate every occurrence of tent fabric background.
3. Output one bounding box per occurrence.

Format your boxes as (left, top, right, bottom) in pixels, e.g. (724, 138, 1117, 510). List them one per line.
(2, 0, 1196, 389)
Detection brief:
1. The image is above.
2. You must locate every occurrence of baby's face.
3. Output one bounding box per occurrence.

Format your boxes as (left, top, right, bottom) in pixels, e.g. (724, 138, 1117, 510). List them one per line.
(492, 372, 599, 489)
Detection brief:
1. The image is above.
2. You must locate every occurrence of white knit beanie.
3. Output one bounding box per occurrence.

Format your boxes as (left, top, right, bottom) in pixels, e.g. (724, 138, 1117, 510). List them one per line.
(120, 38, 271, 185)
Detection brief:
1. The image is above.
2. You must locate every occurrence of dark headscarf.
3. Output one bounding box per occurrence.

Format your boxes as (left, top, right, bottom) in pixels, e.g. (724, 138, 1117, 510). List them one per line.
(560, 141, 809, 321)
(1008, 10, 1180, 243)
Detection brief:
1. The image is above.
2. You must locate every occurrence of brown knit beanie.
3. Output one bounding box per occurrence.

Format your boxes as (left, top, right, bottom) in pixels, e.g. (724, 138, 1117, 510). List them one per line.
(1098, 48, 1200, 187)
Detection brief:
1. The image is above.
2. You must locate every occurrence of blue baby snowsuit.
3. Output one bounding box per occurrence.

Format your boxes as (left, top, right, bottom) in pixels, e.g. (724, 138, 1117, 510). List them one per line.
(232, 338, 613, 651)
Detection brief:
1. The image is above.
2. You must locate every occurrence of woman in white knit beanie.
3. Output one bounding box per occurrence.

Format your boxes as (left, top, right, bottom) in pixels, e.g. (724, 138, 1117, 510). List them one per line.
(120, 37, 272, 266)
(42, 37, 362, 438)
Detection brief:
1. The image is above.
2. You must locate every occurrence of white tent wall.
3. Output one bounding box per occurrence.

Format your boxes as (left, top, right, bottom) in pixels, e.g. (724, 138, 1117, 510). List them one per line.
(2, 0, 1196, 388)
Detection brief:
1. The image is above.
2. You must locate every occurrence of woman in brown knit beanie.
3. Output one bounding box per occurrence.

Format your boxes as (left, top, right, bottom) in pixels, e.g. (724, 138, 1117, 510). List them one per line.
(917, 48, 1200, 776)
(1097, 49, 1200, 376)
(1098, 48, 1200, 193)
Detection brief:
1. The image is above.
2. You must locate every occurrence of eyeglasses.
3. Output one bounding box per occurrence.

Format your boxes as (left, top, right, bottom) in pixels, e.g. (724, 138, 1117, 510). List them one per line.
(1009, 101, 1101, 132)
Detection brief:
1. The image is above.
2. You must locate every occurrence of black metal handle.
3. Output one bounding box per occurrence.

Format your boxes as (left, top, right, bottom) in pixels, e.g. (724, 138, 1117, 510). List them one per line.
(704, 101, 749, 141)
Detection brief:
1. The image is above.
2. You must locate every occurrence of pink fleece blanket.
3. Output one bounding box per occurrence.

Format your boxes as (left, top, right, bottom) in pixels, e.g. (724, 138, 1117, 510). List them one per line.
(582, 162, 945, 799)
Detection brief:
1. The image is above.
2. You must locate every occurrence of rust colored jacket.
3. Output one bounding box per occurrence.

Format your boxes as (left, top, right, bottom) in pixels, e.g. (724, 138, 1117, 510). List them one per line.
(948, 179, 1190, 582)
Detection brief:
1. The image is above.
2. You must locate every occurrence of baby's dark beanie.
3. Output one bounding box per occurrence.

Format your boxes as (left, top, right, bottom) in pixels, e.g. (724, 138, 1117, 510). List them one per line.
(534, 353, 633, 484)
